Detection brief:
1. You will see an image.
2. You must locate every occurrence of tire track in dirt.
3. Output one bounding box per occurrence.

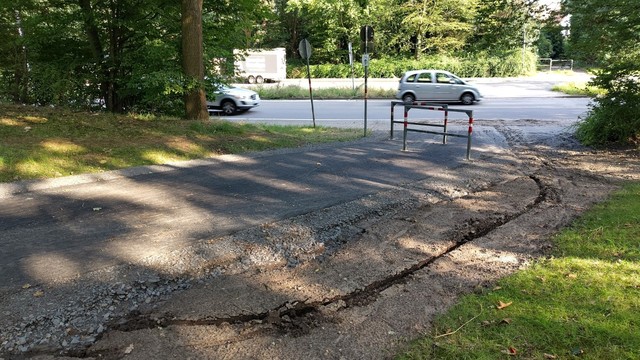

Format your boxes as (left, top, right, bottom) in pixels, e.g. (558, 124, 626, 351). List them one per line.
(82, 175, 548, 359)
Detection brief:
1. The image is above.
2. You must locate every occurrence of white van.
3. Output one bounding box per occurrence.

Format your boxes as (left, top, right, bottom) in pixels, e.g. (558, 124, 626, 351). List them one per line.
(395, 70, 482, 105)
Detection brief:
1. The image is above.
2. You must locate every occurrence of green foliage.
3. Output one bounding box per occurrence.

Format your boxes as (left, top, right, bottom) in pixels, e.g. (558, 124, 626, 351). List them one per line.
(575, 73, 640, 146)
(0, 0, 269, 114)
(536, 23, 566, 59)
(265, 0, 543, 65)
(564, 0, 639, 65)
(469, 0, 545, 53)
(288, 50, 538, 78)
(395, 0, 478, 58)
(567, 0, 640, 147)
(398, 183, 640, 360)
(253, 84, 396, 99)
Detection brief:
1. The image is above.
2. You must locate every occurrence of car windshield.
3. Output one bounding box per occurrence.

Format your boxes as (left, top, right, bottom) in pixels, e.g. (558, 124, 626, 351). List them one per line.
(214, 85, 231, 92)
(450, 75, 465, 84)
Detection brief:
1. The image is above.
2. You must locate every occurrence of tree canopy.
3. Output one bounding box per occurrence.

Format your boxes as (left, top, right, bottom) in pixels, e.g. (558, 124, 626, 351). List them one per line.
(0, 0, 268, 116)
(565, 0, 640, 145)
(0, 0, 553, 115)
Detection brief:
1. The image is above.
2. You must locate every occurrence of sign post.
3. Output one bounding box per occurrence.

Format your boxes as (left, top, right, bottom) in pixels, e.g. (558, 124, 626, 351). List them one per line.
(360, 25, 374, 137)
(299, 38, 316, 128)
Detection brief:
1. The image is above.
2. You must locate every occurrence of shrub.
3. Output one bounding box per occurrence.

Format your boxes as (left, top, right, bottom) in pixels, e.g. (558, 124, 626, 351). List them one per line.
(575, 54, 640, 147)
(287, 50, 537, 79)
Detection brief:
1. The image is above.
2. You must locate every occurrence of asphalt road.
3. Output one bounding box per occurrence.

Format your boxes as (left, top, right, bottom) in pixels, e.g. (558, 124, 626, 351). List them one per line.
(0, 133, 504, 292)
(227, 97, 591, 129)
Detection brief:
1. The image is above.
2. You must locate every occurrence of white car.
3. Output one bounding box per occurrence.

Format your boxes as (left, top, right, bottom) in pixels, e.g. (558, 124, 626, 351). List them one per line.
(207, 85, 261, 115)
(395, 70, 482, 105)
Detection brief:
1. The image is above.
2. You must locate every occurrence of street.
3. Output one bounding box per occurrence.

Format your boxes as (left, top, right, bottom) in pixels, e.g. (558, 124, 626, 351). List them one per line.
(227, 97, 591, 129)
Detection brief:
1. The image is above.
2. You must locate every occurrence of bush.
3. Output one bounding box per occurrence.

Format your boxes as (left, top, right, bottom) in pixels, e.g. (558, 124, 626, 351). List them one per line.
(287, 50, 537, 79)
(575, 56, 640, 147)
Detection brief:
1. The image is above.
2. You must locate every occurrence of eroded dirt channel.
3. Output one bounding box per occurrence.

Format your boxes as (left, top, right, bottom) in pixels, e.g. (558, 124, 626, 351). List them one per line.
(2, 124, 640, 360)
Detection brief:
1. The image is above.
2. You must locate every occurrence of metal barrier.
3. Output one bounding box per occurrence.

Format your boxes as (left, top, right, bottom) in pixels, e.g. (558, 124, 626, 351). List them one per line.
(538, 58, 574, 71)
(390, 100, 474, 160)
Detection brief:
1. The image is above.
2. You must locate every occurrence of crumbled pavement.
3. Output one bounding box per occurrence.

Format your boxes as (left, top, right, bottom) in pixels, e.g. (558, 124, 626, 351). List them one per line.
(2, 126, 640, 359)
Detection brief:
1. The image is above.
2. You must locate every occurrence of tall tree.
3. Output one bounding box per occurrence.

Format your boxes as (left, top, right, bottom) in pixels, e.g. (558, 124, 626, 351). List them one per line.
(181, 0, 207, 120)
(0, 1, 30, 103)
(282, 0, 362, 63)
(398, 0, 478, 59)
(470, 0, 543, 52)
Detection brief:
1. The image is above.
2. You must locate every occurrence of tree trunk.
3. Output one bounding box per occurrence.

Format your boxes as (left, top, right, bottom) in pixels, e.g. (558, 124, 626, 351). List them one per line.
(181, 0, 208, 120)
(13, 10, 29, 103)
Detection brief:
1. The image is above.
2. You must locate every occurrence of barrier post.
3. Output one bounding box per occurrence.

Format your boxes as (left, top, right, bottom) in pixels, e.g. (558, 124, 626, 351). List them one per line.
(402, 105, 408, 151)
(466, 113, 473, 160)
(443, 108, 448, 144)
(390, 102, 395, 139)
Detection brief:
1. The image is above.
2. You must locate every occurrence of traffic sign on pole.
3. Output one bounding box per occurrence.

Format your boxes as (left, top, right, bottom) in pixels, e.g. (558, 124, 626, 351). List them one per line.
(298, 39, 316, 128)
(360, 25, 374, 42)
(298, 39, 312, 60)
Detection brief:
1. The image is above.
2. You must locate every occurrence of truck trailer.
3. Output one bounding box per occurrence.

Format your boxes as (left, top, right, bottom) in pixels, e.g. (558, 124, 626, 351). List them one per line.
(234, 48, 286, 84)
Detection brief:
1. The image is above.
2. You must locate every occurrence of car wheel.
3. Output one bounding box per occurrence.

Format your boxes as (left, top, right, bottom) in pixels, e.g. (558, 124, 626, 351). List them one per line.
(221, 100, 237, 115)
(402, 93, 415, 104)
(247, 75, 255, 84)
(460, 92, 475, 105)
(256, 75, 264, 84)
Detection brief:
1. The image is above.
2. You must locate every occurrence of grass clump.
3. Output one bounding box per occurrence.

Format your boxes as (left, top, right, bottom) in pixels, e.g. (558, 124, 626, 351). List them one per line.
(398, 183, 640, 360)
(0, 104, 362, 182)
(552, 82, 606, 97)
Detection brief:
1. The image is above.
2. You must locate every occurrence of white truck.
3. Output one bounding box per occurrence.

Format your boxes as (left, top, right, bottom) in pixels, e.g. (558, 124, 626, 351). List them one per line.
(234, 48, 286, 84)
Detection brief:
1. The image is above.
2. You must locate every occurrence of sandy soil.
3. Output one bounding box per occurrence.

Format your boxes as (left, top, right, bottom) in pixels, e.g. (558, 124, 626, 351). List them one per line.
(3, 122, 640, 360)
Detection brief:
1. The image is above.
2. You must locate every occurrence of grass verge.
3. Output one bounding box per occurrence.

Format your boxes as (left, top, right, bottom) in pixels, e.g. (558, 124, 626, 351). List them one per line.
(552, 82, 606, 97)
(252, 84, 397, 100)
(398, 183, 640, 360)
(0, 104, 363, 183)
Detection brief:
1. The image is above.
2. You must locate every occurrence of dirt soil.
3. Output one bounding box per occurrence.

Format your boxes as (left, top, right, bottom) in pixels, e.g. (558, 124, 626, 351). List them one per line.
(2, 123, 640, 360)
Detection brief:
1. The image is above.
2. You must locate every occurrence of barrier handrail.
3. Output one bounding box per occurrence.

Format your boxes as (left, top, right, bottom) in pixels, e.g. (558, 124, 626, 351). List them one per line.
(390, 100, 474, 160)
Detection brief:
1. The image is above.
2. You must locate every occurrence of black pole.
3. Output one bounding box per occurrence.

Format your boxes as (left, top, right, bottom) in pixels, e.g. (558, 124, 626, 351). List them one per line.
(363, 33, 368, 137)
(306, 57, 316, 128)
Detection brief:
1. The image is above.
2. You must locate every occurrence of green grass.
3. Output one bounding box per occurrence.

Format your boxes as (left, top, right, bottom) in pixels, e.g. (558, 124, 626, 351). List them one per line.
(398, 183, 640, 360)
(253, 84, 397, 100)
(0, 104, 363, 182)
(552, 82, 606, 97)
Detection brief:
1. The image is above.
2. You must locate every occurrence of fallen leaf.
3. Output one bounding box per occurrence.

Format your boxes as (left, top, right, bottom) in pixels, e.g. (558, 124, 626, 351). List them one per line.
(124, 343, 134, 354)
(501, 318, 512, 324)
(497, 301, 513, 310)
(33, 290, 44, 297)
(566, 273, 578, 279)
(22, 283, 32, 289)
(544, 353, 557, 359)
(493, 286, 502, 291)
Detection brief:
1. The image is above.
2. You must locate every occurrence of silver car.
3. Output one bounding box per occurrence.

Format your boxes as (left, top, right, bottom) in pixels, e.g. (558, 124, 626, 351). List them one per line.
(207, 85, 261, 115)
(395, 70, 482, 105)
